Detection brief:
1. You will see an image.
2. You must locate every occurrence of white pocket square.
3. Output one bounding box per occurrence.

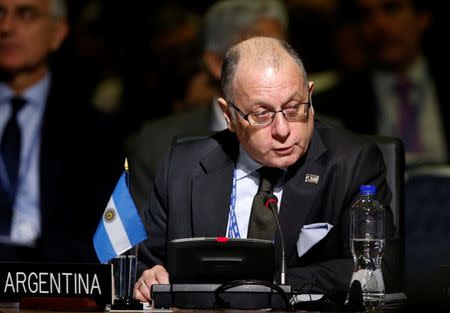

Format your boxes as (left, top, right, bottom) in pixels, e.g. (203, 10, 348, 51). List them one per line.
(297, 223, 334, 258)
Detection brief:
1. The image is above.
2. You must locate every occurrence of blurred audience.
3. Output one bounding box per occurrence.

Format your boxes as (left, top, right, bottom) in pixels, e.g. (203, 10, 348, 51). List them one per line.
(0, 0, 122, 262)
(72, 0, 126, 114)
(315, 0, 449, 167)
(285, 0, 338, 76)
(128, 0, 289, 210)
(1, 0, 448, 264)
(119, 2, 203, 137)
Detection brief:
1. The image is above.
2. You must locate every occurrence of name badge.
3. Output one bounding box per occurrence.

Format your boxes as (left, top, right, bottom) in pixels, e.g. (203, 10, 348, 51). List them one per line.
(305, 174, 319, 184)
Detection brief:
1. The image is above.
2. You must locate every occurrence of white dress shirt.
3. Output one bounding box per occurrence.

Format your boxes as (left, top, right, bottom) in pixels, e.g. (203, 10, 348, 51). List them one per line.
(226, 145, 285, 238)
(0, 74, 49, 246)
(373, 56, 447, 165)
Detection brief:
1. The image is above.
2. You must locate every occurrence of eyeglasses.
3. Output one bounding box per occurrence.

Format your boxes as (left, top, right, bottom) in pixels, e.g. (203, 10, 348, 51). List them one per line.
(227, 97, 311, 126)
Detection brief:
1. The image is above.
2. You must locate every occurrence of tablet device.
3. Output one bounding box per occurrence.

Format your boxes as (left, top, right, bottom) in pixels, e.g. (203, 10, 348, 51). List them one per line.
(168, 237, 275, 284)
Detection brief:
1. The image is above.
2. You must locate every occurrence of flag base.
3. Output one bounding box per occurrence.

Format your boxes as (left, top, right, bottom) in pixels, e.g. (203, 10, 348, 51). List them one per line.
(110, 297, 143, 310)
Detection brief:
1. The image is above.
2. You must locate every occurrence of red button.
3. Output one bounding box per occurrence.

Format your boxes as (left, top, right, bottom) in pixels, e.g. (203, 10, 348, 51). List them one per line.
(216, 237, 229, 243)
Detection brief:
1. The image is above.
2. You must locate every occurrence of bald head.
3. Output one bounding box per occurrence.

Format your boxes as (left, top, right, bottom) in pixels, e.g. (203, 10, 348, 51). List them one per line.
(221, 37, 307, 102)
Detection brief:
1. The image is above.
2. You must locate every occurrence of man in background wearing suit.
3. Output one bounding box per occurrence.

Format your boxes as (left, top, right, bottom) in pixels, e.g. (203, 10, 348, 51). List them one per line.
(133, 37, 396, 301)
(0, 0, 121, 261)
(316, 0, 449, 166)
(128, 0, 288, 210)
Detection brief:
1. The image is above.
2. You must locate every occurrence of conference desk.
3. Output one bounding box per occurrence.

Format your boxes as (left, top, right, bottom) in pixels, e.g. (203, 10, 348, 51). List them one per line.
(3, 301, 449, 313)
(0, 304, 367, 313)
(1, 293, 445, 313)
(0, 303, 297, 313)
(2, 309, 293, 313)
(0, 300, 408, 313)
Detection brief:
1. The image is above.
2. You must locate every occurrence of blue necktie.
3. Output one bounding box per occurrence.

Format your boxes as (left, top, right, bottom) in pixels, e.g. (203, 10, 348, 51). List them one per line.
(0, 96, 26, 235)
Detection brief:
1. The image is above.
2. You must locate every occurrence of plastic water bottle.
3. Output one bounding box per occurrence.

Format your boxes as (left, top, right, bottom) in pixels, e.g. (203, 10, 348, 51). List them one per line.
(350, 185, 385, 311)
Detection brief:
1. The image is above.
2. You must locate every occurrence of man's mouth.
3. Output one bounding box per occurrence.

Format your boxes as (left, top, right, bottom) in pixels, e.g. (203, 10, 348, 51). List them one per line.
(273, 145, 294, 155)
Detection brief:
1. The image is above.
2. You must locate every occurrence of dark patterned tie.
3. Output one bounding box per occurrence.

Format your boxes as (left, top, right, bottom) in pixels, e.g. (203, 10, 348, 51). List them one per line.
(0, 96, 26, 235)
(247, 167, 283, 240)
(396, 77, 421, 152)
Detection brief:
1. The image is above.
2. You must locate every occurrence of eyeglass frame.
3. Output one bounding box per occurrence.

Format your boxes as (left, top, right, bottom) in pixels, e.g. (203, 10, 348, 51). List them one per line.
(226, 95, 312, 126)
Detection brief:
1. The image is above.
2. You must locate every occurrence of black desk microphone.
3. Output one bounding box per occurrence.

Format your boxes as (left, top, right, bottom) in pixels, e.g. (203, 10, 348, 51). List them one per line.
(263, 193, 286, 285)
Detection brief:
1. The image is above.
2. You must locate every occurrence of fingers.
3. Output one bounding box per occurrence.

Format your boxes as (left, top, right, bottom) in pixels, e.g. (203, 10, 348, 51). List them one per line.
(153, 265, 170, 284)
(134, 278, 151, 302)
(133, 265, 169, 301)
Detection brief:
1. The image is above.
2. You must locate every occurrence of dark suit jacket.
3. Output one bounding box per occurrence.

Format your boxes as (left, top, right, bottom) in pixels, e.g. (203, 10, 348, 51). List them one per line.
(0, 73, 123, 262)
(138, 120, 396, 292)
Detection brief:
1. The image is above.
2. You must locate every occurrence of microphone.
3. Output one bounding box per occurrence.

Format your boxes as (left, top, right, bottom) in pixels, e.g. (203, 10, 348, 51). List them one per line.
(264, 193, 286, 285)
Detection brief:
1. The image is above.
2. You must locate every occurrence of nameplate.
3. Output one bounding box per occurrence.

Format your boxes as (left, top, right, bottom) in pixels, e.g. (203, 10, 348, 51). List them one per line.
(0, 262, 112, 307)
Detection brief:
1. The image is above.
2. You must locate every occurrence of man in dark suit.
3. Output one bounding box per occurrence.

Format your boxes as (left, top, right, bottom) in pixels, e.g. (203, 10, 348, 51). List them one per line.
(128, 0, 288, 210)
(133, 37, 396, 301)
(316, 0, 449, 166)
(0, 0, 121, 261)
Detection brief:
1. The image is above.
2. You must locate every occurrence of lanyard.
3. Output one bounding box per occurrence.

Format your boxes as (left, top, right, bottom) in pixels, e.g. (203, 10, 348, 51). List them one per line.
(0, 122, 42, 203)
(227, 170, 241, 238)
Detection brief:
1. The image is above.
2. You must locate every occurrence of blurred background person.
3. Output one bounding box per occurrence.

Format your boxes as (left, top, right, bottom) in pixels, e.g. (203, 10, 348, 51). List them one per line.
(70, 0, 127, 116)
(0, 0, 122, 262)
(315, 0, 449, 167)
(119, 1, 204, 137)
(128, 0, 289, 210)
(284, 0, 342, 93)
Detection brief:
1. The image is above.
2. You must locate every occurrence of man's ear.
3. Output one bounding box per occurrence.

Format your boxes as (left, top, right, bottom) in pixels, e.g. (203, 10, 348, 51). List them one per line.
(50, 18, 69, 51)
(217, 97, 235, 132)
(308, 81, 315, 95)
(203, 52, 223, 81)
(308, 81, 315, 115)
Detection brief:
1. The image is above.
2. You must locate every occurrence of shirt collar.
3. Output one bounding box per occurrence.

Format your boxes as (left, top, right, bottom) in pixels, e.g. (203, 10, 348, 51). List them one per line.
(373, 55, 428, 89)
(0, 83, 14, 103)
(235, 144, 288, 181)
(407, 55, 428, 85)
(0, 72, 51, 110)
(235, 145, 262, 180)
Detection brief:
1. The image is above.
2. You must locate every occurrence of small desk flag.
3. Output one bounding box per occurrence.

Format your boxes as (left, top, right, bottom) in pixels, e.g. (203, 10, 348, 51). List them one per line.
(93, 172, 147, 264)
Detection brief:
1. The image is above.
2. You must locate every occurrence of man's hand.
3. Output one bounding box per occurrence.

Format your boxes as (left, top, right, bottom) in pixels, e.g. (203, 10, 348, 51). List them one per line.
(133, 265, 169, 301)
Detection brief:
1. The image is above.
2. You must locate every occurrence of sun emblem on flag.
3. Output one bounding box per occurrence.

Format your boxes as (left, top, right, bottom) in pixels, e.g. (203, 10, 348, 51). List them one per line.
(104, 208, 116, 223)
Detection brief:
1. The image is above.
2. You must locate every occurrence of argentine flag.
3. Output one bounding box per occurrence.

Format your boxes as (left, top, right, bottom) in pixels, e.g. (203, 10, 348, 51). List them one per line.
(93, 172, 147, 264)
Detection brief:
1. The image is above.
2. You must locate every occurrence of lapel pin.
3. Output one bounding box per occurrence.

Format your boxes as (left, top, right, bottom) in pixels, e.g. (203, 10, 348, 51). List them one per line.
(305, 174, 319, 184)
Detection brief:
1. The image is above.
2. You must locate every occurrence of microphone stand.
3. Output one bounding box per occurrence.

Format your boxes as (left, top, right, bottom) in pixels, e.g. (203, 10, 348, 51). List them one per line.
(264, 194, 286, 285)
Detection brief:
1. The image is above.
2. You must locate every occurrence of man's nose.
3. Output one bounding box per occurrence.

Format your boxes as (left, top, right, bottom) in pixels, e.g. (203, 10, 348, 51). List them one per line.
(271, 112, 290, 140)
(0, 14, 17, 33)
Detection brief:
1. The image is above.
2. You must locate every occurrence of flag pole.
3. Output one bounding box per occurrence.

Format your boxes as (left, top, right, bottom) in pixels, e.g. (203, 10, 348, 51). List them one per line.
(124, 158, 129, 185)
(110, 158, 143, 310)
(95, 157, 147, 310)
(125, 157, 139, 291)
(123, 158, 138, 260)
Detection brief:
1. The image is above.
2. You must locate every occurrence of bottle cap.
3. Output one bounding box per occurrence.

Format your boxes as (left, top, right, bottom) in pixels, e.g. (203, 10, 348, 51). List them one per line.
(360, 185, 376, 195)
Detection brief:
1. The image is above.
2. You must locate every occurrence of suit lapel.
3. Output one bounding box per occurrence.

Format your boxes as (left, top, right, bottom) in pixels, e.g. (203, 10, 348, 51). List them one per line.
(191, 131, 238, 237)
(190, 126, 329, 257)
(278, 126, 328, 260)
